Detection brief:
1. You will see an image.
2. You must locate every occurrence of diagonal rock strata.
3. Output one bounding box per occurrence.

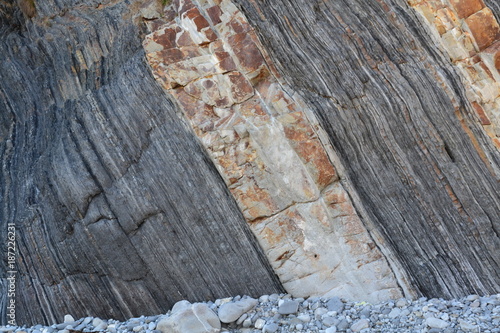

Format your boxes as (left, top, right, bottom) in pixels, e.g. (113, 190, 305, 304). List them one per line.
(232, 0, 500, 299)
(409, 0, 500, 147)
(143, 0, 405, 302)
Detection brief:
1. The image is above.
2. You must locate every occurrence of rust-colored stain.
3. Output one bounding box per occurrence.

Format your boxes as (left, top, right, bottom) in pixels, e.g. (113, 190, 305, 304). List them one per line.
(472, 101, 491, 125)
(466, 8, 500, 51)
(450, 0, 485, 19)
(455, 108, 495, 176)
(283, 15, 298, 38)
(410, 0, 500, 150)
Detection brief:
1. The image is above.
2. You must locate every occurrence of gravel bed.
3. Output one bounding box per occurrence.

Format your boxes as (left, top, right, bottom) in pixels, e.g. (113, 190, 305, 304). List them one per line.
(2, 294, 499, 333)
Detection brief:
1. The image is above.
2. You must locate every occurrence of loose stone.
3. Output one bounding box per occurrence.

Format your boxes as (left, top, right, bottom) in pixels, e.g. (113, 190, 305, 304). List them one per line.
(425, 317, 449, 329)
(350, 318, 370, 332)
(278, 300, 299, 315)
(218, 298, 258, 323)
(327, 297, 344, 313)
(254, 318, 266, 329)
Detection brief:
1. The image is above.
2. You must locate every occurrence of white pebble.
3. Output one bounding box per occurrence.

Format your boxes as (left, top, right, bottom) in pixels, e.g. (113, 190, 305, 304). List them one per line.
(63, 315, 74, 323)
(254, 318, 266, 329)
(297, 314, 310, 322)
(92, 318, 103, 327)
(425, 317, 449, 329)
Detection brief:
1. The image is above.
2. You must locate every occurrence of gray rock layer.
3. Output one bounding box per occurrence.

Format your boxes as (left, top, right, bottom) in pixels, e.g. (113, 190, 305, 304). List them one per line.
(0, 0, 282, 325)
(234, 0, 500, 298)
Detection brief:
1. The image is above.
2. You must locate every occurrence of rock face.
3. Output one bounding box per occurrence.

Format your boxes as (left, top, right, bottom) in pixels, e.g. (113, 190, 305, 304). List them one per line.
(0, 0, 282, 326)
(235, 0, 500, 298)
(409, 0, 500, 147)
(1, 0, 500, 327)
(142, 0, 403, 302)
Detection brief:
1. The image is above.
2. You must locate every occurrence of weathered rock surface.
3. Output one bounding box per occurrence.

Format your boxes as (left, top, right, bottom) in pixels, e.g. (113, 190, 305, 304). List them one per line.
(409, 0, 500, 147)
(2, 0, 500, 326)
(142, 0, 403, 302)
(234, 0, 500, 298)
(0, 0, 282, 326)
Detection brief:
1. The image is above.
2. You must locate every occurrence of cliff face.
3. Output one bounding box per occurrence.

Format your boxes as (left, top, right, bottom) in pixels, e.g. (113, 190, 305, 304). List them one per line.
(142, 0, 403, 303)
(233, 0, 500, 297)
(0, 0, 282, 325)
(1, 0, 500, 326)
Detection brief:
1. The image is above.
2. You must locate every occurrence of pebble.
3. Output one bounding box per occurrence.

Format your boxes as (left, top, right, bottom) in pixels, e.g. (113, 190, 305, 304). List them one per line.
(337, 318, 349, 330)
(326, 297, 344, 313)
(277, 300, 299, 315)
(396, 299, 408, 308)
(254, 318, 266, 329)
(426, 317, 449, 329)
(322, 316, 336, 327)
(2, 294, 500, 333)
(263, 323, 279, 333)
(297, 314, 310, 322)
(466, 295, 480, 301)
(388, 307, 401, 318)
(62, 316, 74, 324)
(350, 318, 370, 332)
(236, 313, 247, 325)
(91, 318, 103, 327)
(459, 319, 479, 331)
(218, 298, 258, 323)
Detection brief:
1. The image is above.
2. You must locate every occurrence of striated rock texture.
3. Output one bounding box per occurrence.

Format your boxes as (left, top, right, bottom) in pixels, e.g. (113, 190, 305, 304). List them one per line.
(234, 0, 500, 298)
(0, 0, 283, 326)
(1, 0, 500, 326)
(142, 0, 403, 303)
(409, 0, 500, 147)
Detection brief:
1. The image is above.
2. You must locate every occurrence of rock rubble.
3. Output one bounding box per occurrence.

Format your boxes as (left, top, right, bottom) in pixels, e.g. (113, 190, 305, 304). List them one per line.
(2, 293, 500, 333)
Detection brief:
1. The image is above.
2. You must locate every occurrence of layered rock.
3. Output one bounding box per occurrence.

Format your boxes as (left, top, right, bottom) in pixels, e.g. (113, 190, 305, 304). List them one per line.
(233, 0, 500, 298)
(0, 0, 282, 325)
(2, 0, 500, 326)
(143, 0, 404, 302)
(409, 0, 500, 147)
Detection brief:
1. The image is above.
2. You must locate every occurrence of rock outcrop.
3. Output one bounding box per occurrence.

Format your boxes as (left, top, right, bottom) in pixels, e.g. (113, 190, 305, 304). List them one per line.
(0, 0, 282, 325)
(234, 0, 500, 298)
(142, 0, 403, 302)
(1, 0, 500, 326)
(409, 0, 500, 147)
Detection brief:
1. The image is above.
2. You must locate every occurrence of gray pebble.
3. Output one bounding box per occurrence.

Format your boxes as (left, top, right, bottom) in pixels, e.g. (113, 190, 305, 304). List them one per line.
(278, 300, 299, 315)
(236, 313, 248, 325)
(254, 318, 266, 329)
(360, 306, 371, 318)
(396, 299, 408, 308)
(388, 308, 401, 318)
(297, 314, 310, 322)
(263, 322, 279, 333)
(350, 319, 370, 332)
(337, 318, 349, 330)
(426, 317, 449, 329)
(327, 297, 344, 313)
(322, 316, 336, 327)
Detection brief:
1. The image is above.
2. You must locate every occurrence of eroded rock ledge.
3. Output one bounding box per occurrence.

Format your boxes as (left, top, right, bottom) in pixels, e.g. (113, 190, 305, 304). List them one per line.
(142, 0, 403, 302)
